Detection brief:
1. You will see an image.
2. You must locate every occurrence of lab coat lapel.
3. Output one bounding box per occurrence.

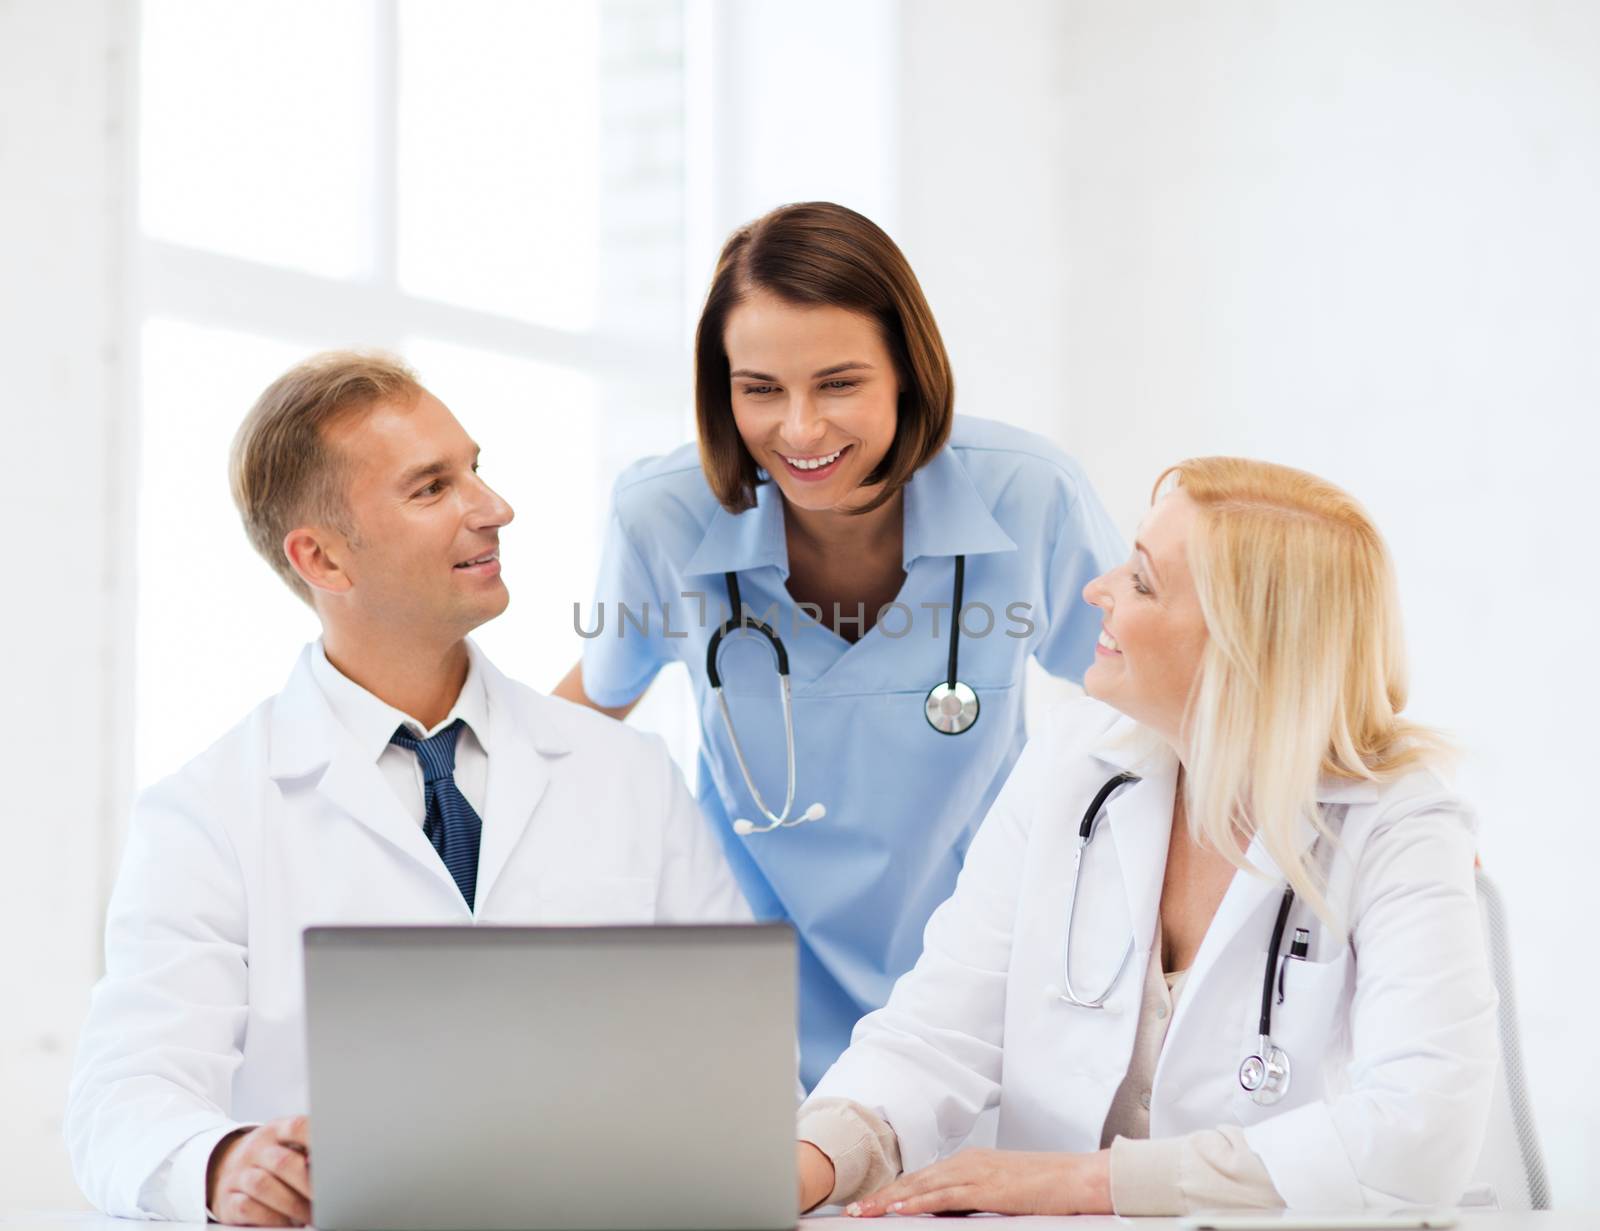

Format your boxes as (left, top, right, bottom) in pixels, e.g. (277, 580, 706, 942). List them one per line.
(267, 648, 461, 897)
(1178, 783, 1367, 1008)
(1092, 719, 1177, 959)
(1103, 773, 1175, 960)
(471, 648, 568, 909)
(316, 749, 463, 897)
(1166, 819, 1310, 1050)
(1175, 854, 1282, 1023)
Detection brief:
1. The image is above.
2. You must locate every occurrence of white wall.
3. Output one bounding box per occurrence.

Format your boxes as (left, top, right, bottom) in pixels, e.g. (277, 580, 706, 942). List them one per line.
(685, 0, 901, 290)
(893, 0, 1600, 1206)
(0, 0, 132, 1210)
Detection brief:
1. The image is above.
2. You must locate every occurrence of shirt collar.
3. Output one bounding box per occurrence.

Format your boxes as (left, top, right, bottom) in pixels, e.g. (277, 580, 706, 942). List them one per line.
(901, 444, 1018, 567)
(309, 640, 490, 764)
(681, 446, 1017, 578)
(682, 477, 792, 579)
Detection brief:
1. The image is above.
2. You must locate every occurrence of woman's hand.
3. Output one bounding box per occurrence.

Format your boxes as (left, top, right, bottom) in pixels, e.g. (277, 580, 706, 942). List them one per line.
(846, 1148, 1111, 1217)
(798, 1141, 837, 1213)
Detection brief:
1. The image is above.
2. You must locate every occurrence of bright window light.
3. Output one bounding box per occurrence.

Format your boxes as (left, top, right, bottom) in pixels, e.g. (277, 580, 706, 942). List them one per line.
(397, 0, 601, 329)
(135, 3, 685, 783)
(139, 0, 379, 279)
(137, 319, 320, 787)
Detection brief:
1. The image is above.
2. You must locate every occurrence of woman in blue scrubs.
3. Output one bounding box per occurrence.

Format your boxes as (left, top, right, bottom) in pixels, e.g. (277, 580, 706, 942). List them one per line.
(554, 202, 1123, 1089)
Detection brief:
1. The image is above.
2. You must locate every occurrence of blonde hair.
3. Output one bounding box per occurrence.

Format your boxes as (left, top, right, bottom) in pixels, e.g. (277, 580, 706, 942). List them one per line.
(229, 350, 422, 604)
(1163, 457, 1446, 920)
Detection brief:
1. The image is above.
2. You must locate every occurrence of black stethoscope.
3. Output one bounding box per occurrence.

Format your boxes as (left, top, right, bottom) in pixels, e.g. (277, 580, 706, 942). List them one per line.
(923, 556, 981, 736)
(1057, 772, 1310, 1107)
(706, 557, 980, 837)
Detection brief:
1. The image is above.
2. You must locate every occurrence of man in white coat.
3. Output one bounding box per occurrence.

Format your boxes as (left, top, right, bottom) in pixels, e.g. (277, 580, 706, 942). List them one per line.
(65, 351, 750, 1226)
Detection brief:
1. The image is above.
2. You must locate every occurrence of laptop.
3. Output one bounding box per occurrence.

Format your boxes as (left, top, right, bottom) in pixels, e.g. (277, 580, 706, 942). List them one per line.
(304, 924, 798, 1231)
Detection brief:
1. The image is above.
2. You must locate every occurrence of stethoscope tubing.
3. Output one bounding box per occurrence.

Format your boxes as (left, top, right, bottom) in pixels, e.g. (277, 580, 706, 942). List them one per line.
(1057, 771, 1139, 1009)
(1062, 772, 1307, 1105)
(1259, 885, 1296, 1037)
(945, 555, 964, 690)
(705, 572, 789, 686)
(709, 556, 981, 833)
(707, 572, 802, 830)
(925, 556, 980, 737)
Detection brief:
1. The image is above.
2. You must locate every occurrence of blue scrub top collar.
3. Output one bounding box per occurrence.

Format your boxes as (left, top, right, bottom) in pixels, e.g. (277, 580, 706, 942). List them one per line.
(681, 445, 1017, 579)
(901, 443, 1018, 567)
(682, 476, 791, 579)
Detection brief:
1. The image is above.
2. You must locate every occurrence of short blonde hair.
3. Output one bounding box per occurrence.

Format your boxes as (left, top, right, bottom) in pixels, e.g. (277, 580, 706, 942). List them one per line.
(229, 350, 422, 604)
(1163, 457, 1446, 919)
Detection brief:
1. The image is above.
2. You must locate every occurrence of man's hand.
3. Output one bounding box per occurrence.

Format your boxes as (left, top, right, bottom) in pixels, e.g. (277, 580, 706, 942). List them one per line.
(797, 1141, 836, 1213)
(207, 1115, 313, 1226)
(845, 1147, 1112, 1217)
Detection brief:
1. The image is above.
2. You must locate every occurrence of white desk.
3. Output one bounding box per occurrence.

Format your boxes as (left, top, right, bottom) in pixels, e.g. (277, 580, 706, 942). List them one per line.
(4, 1213, 1597, 1230)
(798, 1220, 1596, 1231)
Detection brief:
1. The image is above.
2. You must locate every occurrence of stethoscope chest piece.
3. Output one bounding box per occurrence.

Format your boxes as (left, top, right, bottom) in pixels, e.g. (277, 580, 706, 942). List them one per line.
(1238, 1035, 1291, 1105)
(925, 680, 979, 735)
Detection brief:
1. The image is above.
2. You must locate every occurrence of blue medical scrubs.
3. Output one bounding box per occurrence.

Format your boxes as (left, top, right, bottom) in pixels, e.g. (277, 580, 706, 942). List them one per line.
(580, 416, 1124, 1088)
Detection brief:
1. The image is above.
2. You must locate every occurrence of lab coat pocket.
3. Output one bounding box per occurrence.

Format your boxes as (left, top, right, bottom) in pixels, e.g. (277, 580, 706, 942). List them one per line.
(1276, 948, 1351, 1044)
(537, 875, 659, 924)
(1235, 948, 1352, 1119)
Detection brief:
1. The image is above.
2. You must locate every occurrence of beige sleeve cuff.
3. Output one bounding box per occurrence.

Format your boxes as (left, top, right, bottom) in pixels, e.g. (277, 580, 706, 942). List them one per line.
(1110, 1126, 1284, 1216)
(797, 1097, 903, 1208)
(1109, 1133, 1185, 1215)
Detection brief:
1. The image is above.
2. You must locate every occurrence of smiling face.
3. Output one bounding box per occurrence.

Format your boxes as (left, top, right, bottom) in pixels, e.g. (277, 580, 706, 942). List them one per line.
(723, 290, 901, 514)
(1081, 489, 1209, 745)
(307, 389, 515, 643)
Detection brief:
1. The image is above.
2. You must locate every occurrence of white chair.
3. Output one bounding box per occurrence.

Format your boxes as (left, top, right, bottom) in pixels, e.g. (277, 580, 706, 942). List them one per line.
(1468, 867, 1551, 1210)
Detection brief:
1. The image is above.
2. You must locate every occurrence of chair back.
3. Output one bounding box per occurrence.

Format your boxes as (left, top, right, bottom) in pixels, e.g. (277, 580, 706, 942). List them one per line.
(1469, 867, 1551, 1210)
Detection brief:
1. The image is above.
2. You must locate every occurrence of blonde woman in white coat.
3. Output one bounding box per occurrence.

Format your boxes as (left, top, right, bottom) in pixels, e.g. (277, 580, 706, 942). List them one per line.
(794, 457, 1497, 1217)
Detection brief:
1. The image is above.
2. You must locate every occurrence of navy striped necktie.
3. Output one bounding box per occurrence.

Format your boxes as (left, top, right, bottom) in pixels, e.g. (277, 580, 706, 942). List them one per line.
(390, 719, 482, 910)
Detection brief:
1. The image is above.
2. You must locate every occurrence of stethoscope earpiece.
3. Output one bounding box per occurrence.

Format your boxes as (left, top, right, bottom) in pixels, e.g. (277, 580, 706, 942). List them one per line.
(731, 801, 826, 838)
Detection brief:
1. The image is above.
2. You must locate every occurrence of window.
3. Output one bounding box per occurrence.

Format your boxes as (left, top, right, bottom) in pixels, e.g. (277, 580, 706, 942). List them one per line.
(135, 0, 696, 784)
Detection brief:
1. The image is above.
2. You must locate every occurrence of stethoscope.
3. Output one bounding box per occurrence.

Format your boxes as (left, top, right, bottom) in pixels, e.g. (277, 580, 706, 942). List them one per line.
(1056, 772, 1312, 1107)
(707, 557, 979, 838)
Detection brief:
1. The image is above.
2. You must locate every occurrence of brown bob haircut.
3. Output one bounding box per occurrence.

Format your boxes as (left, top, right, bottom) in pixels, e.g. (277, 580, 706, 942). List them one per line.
(230, 350, 423, 605)
(694, 201, 955, 514)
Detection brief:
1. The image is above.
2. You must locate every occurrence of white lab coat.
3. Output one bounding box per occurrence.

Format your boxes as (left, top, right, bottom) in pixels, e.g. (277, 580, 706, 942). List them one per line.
(809, 697, 1498, 1211)
(66, 641, 750, 1221)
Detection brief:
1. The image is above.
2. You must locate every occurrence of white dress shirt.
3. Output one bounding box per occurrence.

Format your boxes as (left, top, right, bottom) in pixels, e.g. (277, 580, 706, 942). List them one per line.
(309, 641, 488, 825)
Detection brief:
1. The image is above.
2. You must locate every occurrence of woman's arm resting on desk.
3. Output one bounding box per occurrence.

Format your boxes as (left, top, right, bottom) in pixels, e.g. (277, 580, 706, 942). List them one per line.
(797, 1098, 901, 1212)
(849, 1149, 1112, 1217)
